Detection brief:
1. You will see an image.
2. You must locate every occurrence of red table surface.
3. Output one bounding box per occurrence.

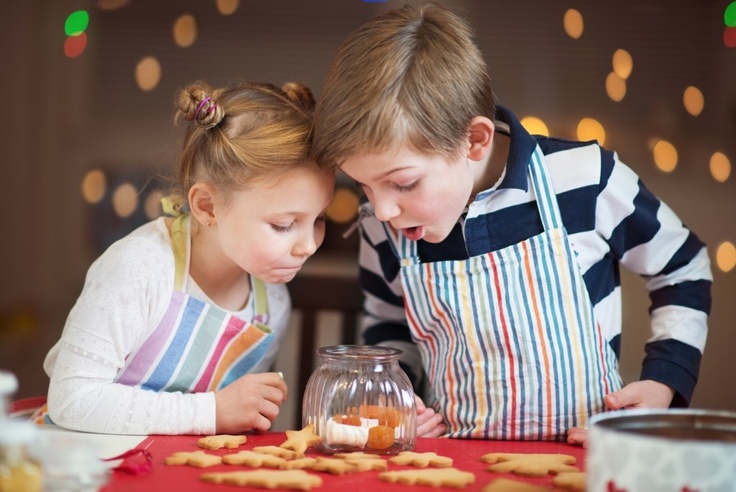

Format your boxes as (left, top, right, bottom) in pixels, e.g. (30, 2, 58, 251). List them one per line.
(103, 432, 586, 492)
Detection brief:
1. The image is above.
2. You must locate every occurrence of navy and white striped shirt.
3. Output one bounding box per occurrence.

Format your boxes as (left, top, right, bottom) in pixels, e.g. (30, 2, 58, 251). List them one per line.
(358, 106, 712, 406)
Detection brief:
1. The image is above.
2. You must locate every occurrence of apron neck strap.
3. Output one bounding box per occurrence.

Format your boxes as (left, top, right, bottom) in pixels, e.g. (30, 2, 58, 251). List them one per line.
(171, 214, 190, 292)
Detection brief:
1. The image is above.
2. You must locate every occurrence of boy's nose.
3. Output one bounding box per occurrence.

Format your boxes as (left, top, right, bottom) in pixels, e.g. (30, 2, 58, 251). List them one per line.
(372, 197, 400, 222)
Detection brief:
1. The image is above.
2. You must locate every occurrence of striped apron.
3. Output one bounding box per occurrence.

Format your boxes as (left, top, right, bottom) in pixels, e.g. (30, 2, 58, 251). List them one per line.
(395, 146, 622, 440)
(116, 214, 275, 393)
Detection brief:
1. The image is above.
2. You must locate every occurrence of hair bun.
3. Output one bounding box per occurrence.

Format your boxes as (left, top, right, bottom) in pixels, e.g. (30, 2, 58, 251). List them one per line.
(177, 83, 225, 129)
(281, 82, 316, 112)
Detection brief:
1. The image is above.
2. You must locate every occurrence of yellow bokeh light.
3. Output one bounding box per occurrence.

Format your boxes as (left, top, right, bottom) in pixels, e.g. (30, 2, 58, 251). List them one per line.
(652, 140, 678, 173)
(144, 190, 164, 220)
(112, 183, 139, 218)
(135, 56, 162, 92)
(683, 86, 705, 116)
(520, 116, 549, 136)
(326, 188, 360, 224)
(612, 49, 633, 79)
(216, 0, 240, 15)
(605, 72, 627, 102)
(710, 151, 731, 182)
(81, 169, 107, 204)
(576, 118, 606, 146)
(563, 9, 584, 39)
(173, 14, 197, 48)
(716, 241, 736, 273)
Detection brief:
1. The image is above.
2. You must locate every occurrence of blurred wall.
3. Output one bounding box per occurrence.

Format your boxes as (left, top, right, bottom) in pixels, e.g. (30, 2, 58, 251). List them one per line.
(1, 0, 734, 414)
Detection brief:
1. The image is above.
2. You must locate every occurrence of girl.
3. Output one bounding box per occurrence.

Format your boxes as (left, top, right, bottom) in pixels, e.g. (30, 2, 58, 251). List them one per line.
(44, 80, 335, 435)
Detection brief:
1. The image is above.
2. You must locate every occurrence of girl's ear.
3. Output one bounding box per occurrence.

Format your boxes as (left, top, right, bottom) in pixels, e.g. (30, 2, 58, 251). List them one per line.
(188, 183, 217, 227)
(466, 116, 495, 161)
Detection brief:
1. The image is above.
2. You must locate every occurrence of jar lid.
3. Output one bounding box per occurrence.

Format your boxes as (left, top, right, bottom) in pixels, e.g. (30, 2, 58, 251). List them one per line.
(0, 421, 38, 445)
(0, 370, 19, 395)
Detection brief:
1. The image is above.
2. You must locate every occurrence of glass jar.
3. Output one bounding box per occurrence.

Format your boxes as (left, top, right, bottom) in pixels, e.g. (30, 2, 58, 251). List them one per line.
(302, 345, 416, 455)
(0, 370, 18, 419)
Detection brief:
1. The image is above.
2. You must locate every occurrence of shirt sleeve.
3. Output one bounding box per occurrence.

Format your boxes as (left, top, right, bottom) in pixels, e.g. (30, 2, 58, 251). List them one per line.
(44, 230, 217, 435)
(357, 212, 424, 388)
(596, 150, 712, 405)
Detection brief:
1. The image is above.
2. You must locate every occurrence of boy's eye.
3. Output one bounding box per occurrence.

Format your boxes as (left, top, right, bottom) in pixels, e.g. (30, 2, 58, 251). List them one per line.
(271, 223, 293, 233)
(393, 180, 419, 192)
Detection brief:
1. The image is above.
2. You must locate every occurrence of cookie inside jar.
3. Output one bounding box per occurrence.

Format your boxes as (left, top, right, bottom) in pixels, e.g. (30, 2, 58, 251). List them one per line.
(302, 345, 417, 454)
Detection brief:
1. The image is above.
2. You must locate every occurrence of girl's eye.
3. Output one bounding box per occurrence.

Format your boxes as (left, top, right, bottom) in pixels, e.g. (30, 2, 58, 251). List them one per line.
(393, 180, 419, 192)
(271, 223, 293, 233)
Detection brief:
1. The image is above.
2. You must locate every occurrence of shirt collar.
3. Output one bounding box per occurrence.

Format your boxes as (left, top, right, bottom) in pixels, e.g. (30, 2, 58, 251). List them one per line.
(493, 105, 537, 192)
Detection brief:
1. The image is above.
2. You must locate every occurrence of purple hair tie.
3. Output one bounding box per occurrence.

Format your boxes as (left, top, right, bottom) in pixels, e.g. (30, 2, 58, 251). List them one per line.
(194, 97, 211, 120)
(206, 102, 217, 115)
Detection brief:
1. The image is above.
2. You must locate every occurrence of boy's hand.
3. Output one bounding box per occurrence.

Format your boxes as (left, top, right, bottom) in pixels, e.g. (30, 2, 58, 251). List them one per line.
(214, 372, 288, 434)
(415, 395, 447, 437)
(567, 380, 675, 447)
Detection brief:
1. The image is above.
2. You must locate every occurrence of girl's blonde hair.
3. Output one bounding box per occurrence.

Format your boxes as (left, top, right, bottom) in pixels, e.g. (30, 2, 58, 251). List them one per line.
(312, 2, 495, 168)
(174, 80, 316, 197)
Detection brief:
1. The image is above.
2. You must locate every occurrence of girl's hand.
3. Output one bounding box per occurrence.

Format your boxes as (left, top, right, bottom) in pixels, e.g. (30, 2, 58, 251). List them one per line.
(214, 372, 288, 433)
(415, 394, 447, 437)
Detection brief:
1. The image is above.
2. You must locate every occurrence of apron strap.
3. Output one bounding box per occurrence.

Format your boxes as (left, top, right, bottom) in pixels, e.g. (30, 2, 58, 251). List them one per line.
(170, 214, 190, 292)
(529, 145, 562, 231)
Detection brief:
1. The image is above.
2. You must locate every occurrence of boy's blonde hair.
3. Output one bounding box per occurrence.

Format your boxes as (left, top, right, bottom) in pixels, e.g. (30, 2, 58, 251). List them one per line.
(175, 80, 316, 198)
(312, 2, 495, 169)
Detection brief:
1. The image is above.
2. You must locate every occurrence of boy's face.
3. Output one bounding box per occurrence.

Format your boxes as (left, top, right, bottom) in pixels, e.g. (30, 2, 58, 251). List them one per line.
(215, 162, 335, 283)
(341, 146, 473, 243)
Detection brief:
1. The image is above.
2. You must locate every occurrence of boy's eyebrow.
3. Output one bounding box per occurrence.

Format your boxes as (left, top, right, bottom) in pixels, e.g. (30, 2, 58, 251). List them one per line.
(376, 166, 413, 180)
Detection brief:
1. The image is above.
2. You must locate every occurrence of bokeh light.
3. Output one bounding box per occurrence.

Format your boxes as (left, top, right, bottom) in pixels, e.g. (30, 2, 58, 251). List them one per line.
(173, 14, 197, 48)
(725, 1, 736, 27)
(683, 86, 704, 116)
(724, 27, 736, 48)
(605, 72, 627, 102)
(563, 9, 584, 39)
(144, 190, 164, 220)
(81, 169, 107, 204)
(135, 56, 162, 92)
(112, 183, 139, 218)
(576, 118, 606, 146)
(97, 0, 129, 10)
(520, 116, 549, 136)
(216, 0, 240, 15)
(326, 188, 360, 224)
(64, 32, 88, 58)
(65, 10, 89, 36)
(709, 152, 731, 182)
(716, 241, 736, 273)
(612, 49, 633, 79)
(652, 139, 678, 173)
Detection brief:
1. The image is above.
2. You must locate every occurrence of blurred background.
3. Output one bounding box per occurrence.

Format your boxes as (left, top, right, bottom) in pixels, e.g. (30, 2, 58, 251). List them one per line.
(1, 0, 735, 427)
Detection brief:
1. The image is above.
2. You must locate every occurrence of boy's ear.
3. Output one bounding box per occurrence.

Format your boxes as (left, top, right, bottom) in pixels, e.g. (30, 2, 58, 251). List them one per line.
(466, 116, 495, 161)
(188, 183, 217, 226)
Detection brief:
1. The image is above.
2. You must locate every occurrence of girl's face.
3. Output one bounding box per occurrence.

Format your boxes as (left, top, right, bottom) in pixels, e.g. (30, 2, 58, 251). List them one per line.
(214, 162, 335, 283)
(340, 146, 473, 243)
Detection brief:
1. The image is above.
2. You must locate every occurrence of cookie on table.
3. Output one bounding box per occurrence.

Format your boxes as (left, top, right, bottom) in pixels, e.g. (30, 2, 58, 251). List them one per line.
(279, 424, 322, 456)
(200, 470, 322, 490)
(222, 450, 288, 468)
(307, 457, 359, 475)
(164, 450, 222, 468)
(481, 452, 578, 477)
(388, 451, 453, 468)
(379, 467, 475, 488)
(198, 434, 247, 450)
(279, 457, 318, 470)
(482, 477, 549, 492)
(552, 471, 587, 491)
(252, 445, 300, 460)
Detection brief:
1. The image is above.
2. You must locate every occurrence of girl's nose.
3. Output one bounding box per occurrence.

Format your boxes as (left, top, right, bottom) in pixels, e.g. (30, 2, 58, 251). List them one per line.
(293, 231, 318, 257)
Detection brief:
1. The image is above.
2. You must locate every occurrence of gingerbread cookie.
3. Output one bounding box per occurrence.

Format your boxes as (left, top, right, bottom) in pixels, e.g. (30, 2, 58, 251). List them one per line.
(552, 471, 587, 491)
(379, 467, 475, 487)
(222, 450, 288, 468)
(388, 451, 453, 468)
(482, 477, 549, 491)
(481, 453, 578, 477)
(279, 424, 322, 456)
(200, 470, 322, 490)
(252, 445, 299, 460)
(198, 434, 247, 450)
(164, 450, 222, 468)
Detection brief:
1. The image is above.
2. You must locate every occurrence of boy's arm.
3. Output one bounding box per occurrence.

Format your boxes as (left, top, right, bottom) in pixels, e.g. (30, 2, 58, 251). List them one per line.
(598, 151, 712, 406)
(357, 214, 424, 388)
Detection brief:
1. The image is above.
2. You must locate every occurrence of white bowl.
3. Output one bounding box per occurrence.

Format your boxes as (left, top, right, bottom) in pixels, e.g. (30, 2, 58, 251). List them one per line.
(587, 409, 736, 491)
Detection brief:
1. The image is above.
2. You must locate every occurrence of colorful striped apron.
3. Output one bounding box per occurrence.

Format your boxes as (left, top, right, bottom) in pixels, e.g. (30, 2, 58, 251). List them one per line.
(116, 214, 275, 393)
(394, 146, 622, 440)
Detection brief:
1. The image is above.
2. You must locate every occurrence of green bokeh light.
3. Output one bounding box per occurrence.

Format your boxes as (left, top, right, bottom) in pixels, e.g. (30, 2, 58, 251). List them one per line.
(65, 10, 89, 36)
(726, 1, 736, 27)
